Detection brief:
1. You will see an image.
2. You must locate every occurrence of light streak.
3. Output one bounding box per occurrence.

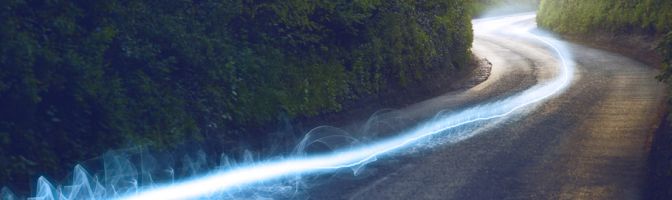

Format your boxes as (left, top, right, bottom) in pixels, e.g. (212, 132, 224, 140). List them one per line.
(13, 13, 575, 200)
(116, 13, 575, 200)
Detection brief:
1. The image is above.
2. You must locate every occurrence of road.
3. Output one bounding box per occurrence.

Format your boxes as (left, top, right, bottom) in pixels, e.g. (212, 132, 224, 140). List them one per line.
(308, 14, 666, 200)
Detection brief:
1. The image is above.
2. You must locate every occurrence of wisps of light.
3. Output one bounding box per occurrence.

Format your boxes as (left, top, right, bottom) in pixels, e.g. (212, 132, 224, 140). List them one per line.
(114, 13, 575, 200)
(6, 13, 574, 200)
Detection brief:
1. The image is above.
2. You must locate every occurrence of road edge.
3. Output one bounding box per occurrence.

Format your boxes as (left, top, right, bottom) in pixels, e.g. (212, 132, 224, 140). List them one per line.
(556, 32, 672, 200)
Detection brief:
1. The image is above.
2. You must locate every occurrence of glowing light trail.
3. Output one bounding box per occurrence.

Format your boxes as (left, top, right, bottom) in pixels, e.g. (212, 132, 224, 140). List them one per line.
(116, 13, 575, 200)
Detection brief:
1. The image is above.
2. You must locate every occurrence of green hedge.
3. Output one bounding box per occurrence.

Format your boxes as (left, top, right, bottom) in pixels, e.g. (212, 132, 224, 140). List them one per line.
(0, 0, 473, 188)
(537, 0, 672, 103)
(538, 0, 672, 102)
(471, 0, 539, 17)
(537, 0, 672, 34)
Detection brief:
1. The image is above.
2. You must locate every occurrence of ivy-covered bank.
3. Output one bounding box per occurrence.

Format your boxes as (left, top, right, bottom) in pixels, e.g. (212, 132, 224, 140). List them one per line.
(0, 0, 474, 190)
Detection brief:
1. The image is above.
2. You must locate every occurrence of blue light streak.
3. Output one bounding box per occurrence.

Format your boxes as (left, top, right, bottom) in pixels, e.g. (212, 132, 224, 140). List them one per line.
(115, 13, 576, 200)
(9, 13, 577, 200)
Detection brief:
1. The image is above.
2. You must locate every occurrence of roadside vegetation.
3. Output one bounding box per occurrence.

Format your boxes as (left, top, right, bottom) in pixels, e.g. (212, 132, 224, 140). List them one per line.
(537, 0, 671, 35)
(538, 0, 672, 96)
(659, 33, 672, 97)
(0, 0, 473, 191)
(471, 0, 538, 18)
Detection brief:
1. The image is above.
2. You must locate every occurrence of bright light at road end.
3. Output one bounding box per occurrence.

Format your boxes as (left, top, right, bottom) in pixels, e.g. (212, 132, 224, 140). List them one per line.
(11, 13, 570, 200)
(117, 13, 575, 200)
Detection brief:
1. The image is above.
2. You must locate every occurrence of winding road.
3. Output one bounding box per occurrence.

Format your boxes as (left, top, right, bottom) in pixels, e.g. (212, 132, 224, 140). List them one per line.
(11, 12, 668, 200)
(309, 14, 666, 200)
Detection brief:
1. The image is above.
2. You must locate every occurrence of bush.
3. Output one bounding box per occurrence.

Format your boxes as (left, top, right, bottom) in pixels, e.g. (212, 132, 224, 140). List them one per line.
(471, 0, 539, 18)
(0, 0, 473, 190)
(658, 32, 672, 89)
(537, 0, 672, 35)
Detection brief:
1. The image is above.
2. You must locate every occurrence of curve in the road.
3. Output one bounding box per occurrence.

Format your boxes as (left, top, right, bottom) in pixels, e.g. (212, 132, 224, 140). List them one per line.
(111, 13, 574, 200)
(30, 14, 585, 200)
(328, 14, 665, 200)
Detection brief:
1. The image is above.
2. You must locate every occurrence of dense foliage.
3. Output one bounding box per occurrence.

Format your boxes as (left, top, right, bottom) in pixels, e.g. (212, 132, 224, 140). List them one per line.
(658, 33, 672, 99)
(0, 0, 473, 189)
(471, 0, 538, 18)
(537, 0, 672, 35)
(538, 0, 672, 103)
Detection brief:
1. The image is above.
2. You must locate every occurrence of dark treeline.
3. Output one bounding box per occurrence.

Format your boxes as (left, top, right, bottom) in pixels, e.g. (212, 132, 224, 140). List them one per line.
(0, 0, 473, 190)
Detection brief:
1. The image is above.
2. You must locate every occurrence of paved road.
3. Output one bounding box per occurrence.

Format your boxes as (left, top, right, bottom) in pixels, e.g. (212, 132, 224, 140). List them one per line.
(309, 14, 666, 200)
